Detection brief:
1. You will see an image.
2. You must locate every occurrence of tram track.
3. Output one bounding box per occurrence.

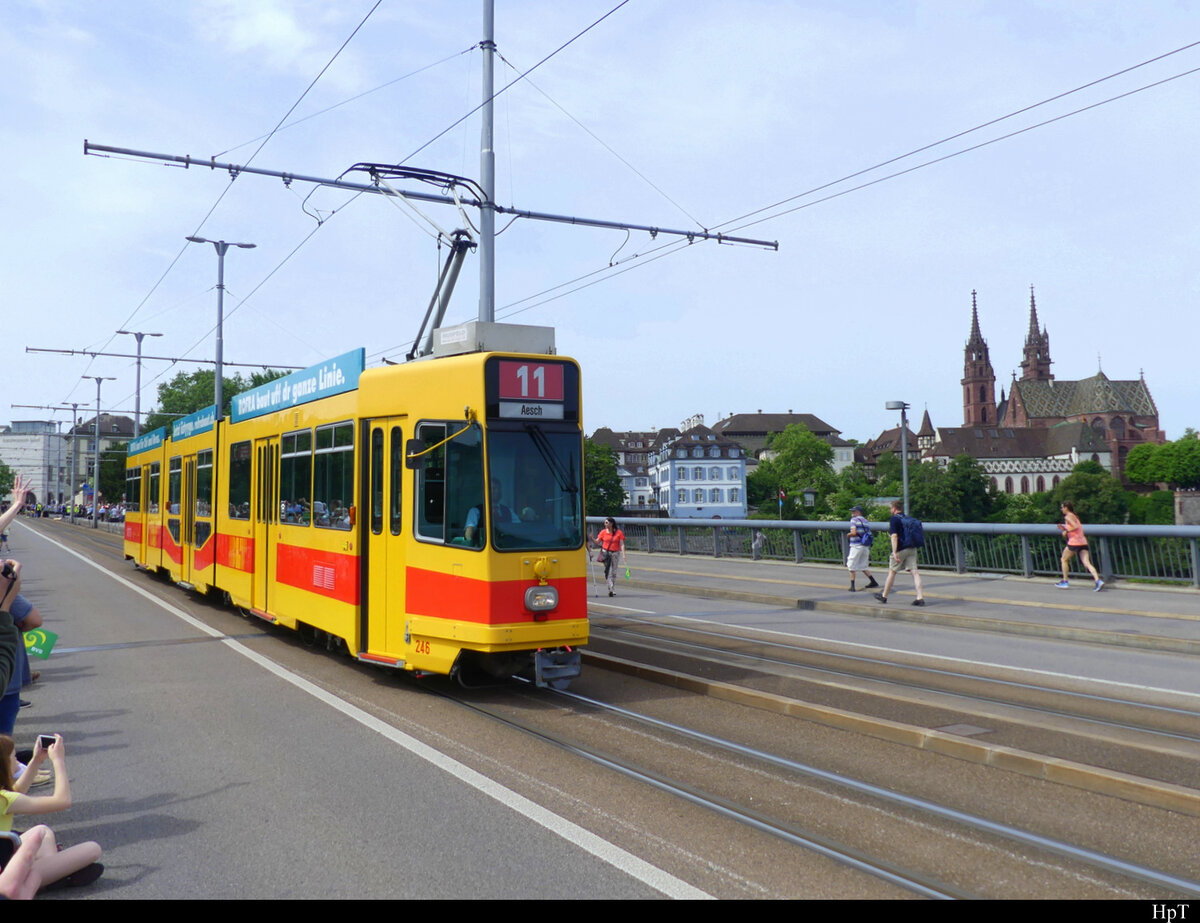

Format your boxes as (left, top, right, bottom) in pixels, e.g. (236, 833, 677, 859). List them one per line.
(430, 672, 1200, 899)
(587, 611, 1200, 807)
(28, 520, 1199, 898)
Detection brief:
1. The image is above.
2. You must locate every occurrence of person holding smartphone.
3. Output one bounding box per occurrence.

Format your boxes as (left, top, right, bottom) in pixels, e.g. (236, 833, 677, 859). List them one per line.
(0, 733, 103, 890)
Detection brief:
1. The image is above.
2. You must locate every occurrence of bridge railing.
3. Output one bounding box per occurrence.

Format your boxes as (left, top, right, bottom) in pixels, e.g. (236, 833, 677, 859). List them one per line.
(588, 517, 1200, 589)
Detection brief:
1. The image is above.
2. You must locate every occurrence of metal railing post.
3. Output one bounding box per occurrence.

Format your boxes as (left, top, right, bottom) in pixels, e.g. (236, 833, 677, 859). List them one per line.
(793, 528, 804, 564)
(1190, 538, 1200, 590)
(646, 525, 655, 553)
(953, 534, 965, 574)
(712, 525, 721, 558)
(1021, 536, 1033, 578)
(678, 525, 687, 555)
(1097, 537, 1113, 581)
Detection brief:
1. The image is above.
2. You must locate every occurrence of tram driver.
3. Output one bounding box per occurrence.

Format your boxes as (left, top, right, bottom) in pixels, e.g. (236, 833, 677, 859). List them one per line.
(464, 477, 516, 547)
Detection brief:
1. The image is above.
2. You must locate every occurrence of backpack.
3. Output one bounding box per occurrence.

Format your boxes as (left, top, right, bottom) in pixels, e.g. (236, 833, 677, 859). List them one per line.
(854, 518, 874, 547)
(899, 515, 925, 549)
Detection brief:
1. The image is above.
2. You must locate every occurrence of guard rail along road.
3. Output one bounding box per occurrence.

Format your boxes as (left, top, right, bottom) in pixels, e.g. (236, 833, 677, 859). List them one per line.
(586, 517, 1200, 589)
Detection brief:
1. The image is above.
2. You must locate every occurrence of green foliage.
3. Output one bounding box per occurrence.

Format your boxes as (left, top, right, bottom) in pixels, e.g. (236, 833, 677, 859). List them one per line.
(1127, 490, 1174, 525)
(872, 451, 903, 496)
(750, 424, 837, 516)
(1123, 438, 1200, 489)
(1071, 459, 1106, 476)
(584, 439, 624, 518)
(143, 368, 288, 432)
(943, 454, 994, 522)
(1053, 467, 1130, 524)
(0, 459, 14, 499)
(99, 442, 128, 503)
(1123, 443, 1161, 486)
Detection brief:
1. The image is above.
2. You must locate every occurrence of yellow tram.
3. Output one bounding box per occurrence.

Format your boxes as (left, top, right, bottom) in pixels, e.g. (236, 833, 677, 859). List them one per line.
(124, 329, 586, 687)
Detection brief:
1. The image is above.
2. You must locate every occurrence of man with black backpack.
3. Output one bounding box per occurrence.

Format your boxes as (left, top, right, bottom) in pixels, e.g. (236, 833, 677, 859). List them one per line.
(874, 499, 925, 606)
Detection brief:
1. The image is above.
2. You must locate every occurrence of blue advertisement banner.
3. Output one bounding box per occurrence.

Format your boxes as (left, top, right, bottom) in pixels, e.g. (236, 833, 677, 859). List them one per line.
(128, 426, 166, 456)
(172, 404, 218, 440)
(231, 349, 365, 423)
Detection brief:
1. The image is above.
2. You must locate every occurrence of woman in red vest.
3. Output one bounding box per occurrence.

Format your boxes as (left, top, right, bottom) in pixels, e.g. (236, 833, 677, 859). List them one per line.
(595, 517, 626, 597)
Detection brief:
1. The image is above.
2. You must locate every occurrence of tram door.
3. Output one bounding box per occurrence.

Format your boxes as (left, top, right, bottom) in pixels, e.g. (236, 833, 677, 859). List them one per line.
(180, 457, 196, 585)
(139, 464, 152, 563)
(253, 437, 279, 613)
(363, 419, 406, 656)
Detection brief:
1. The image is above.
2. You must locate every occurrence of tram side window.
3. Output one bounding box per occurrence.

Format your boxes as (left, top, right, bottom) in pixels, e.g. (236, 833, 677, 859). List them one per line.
(280, 429, 312, 525)
(229, 441, 251, 520)
(313, 421, 354, 530)
(370, 428, 384, 535)
(390, 426, 403, 536)
(415, 421, 483, 546)
(168, 457, 182, 516)
(196, 449, 214, 518)
(125, 467, 141, 513)
(148, 462, 160, 514)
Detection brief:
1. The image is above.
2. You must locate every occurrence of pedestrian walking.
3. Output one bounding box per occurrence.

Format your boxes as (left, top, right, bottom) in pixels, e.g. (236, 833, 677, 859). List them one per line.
(595, 517, 626, 597)
(1056, 501, 1103, 591)
(875, 500, 925, 606)
(846, 506, 879, 592)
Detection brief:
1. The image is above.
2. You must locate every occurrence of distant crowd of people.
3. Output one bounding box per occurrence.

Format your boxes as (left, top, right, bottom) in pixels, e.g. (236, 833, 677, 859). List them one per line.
(1, 475, 104, 898)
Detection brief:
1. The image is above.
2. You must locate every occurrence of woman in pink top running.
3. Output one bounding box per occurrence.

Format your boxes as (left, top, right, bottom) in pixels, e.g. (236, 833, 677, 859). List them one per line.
(1056, 502, 1103, 591)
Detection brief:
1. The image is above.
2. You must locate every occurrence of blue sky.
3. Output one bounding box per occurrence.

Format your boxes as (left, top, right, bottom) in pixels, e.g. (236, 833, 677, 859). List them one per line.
(2, 1, 1195, 442)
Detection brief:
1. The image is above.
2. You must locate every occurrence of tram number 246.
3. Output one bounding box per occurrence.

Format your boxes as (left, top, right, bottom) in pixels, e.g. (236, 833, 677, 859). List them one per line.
(413, 640, 431, 655)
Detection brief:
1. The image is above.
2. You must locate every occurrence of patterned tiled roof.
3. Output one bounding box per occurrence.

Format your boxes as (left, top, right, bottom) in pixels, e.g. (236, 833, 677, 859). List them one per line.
(931, 421, 1107, 459)
(1012, 372, 1157, 418)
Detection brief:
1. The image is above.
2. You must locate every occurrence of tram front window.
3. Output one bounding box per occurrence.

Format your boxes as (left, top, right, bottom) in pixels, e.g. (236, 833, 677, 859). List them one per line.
(486, 425, 582, 551)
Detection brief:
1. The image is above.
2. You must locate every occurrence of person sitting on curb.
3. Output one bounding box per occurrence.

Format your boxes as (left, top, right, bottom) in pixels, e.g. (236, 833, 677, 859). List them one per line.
(1, 734, 103, 890)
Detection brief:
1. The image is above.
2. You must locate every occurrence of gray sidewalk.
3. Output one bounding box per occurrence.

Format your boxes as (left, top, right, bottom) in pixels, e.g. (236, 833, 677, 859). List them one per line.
(622, 551, 1200, 655)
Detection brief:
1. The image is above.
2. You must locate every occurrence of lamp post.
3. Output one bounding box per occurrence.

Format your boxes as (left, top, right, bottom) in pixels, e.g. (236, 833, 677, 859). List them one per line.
(117, 329, 162, 436)
(83, 376, 116, 529)
(885, 400, 911, 516)
(186, 236, 256, 417)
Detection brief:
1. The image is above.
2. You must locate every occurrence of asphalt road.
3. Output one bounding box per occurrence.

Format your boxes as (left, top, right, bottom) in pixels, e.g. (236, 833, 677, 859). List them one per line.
(8, 521, 699, 899)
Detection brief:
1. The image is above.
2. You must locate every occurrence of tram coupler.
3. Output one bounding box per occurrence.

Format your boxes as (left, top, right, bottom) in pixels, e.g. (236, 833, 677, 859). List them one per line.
(534, 648, 581, 689)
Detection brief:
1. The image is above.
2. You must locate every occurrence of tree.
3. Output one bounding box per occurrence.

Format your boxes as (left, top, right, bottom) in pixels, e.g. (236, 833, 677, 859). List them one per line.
(1124, 437, 1200, 489)
(751, 424, 837, 515)
(0, 459, 14, 500)
(1053, 462, 1131, 524)
(943, 454, 994, 522)
(99, 442, 128, 504)
(584, 439, 624, 518)
(143, 368, 288, 432)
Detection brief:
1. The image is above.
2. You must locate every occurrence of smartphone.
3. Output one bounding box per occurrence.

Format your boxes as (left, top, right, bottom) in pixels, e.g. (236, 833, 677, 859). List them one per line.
(37, 734, 55, 750)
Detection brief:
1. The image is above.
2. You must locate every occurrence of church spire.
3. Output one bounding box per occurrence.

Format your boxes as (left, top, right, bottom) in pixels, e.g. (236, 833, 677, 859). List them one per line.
(1020, 284, 1053, 381)
(962, 290, 996, 425)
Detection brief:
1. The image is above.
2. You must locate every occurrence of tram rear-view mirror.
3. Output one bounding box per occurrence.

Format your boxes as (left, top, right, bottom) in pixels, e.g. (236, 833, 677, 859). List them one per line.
(405, 439, 425, 470)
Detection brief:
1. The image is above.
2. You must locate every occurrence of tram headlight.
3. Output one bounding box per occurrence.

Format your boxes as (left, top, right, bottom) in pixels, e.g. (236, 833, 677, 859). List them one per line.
(524, 585, 558, 615)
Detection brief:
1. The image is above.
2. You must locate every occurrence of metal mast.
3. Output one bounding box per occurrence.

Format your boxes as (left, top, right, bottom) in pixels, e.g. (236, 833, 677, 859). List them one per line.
(479, 0, 497, 322)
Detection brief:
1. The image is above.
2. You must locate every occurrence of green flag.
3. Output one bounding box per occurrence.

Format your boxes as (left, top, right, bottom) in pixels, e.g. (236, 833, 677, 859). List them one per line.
(24, 627, 58, 660)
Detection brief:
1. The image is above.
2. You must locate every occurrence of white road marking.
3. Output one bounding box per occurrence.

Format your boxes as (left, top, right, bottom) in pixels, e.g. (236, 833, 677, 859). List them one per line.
(24, 524, 711, 900)
(589, 602, 659, 615)
(622, 610, 1200, 703)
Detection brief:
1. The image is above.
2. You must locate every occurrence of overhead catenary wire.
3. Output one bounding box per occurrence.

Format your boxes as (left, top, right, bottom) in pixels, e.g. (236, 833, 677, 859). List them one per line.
(494, 50, 706, 230)
(723, 61, 1200, 235)
(397, 0, 633, 166)
(482, 40, 1200, 326)
(69, 1, 385, 404)
(713, 38, 1200, 233)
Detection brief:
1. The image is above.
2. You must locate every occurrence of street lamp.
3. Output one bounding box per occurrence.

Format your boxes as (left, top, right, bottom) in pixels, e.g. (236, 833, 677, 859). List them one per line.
(885, 400, 911, 516)
(186, 236, 256, 417)
(83, 376, 116, 529)
(117, 329, 162, 436)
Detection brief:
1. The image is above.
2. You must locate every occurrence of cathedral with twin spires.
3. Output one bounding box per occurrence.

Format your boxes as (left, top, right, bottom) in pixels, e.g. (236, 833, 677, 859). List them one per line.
(958, 287, 1164, 477)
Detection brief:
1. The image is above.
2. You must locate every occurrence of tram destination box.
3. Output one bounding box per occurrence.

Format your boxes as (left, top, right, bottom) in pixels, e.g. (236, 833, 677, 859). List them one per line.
(433, 321, 556, 358)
